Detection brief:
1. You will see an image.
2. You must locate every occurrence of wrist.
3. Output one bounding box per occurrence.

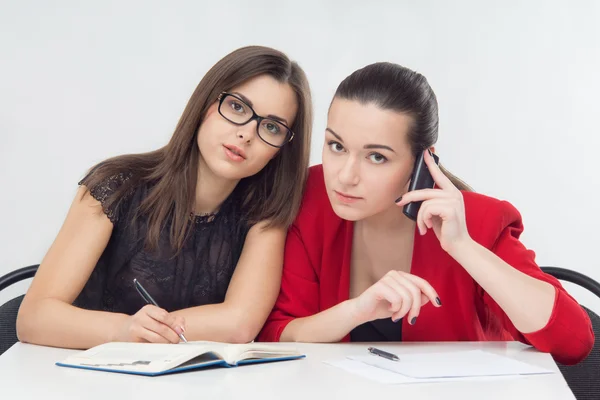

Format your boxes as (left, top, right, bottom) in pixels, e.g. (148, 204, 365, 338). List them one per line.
(107, 313, 129, 343)
(447, 236, 479, 263)
(343, 298, 368, 327)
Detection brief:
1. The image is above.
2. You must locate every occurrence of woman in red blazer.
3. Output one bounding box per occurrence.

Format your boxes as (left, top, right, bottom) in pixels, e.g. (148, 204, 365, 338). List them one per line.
(257, 62, 594, 365)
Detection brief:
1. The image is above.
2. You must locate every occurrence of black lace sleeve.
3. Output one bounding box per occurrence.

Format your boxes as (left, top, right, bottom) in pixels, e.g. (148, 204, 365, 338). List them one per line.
(78, 170, 133, 224)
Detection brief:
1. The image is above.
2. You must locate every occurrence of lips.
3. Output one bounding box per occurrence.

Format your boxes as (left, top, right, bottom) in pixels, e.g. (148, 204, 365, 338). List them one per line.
(334, 190, 363, 204)
(335, 191, 361, 199)
(223, 144, 246, 160)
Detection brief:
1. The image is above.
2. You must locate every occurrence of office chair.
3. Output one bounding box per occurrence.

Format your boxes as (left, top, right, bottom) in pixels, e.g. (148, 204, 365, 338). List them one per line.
(0, 264, 38, 356)
(541, 266, 600, 400)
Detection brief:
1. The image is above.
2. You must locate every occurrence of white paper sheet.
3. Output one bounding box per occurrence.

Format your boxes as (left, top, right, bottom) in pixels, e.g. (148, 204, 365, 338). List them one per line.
(349, 350, 554, 379)
(324, 358, 418, 384)
(323, 349, 554, 385)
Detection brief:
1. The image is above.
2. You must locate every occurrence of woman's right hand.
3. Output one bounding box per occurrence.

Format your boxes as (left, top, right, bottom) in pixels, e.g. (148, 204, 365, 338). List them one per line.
(349, 271, 441, 325)
(115, 305, 186, 344)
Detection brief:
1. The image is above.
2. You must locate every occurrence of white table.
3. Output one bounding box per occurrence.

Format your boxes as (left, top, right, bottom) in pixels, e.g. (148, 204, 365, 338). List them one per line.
(0, 341, 574, 400)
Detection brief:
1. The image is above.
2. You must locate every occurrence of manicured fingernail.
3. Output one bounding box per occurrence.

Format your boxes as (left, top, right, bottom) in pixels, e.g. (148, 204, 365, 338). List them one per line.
(395, 196, 402, 203)
(428, 149, 433, 157)
(180, 326, 185, 333)
(393, 318, 401, 323)
(435, 297, 442, 306)
(410, 317, 417, 325)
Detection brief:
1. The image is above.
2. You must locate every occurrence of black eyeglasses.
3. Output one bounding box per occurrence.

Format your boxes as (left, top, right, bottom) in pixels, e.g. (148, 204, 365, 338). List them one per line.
(217, 92, 294, 148)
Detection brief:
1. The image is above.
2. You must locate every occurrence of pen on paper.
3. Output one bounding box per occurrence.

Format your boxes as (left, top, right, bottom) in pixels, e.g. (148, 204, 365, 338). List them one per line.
(368, 346, 400, 361)
(133, 278, 188, 343)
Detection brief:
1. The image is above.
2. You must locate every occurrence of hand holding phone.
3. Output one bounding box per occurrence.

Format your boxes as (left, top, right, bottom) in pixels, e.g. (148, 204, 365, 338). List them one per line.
(402, 150, 440, 221)
(396, 150, 472, 253)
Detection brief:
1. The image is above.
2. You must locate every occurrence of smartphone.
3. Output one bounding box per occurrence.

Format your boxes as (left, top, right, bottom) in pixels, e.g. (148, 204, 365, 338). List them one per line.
(402, 150, 440, 221)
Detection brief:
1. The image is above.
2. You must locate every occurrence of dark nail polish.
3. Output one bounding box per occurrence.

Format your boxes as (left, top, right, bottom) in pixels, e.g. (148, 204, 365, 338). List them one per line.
(428, 149, 433, 157)
(393, 318, 400, 323)
(435, 297, 442, 306)
(395, 196, 402, 203)
(410, 317, 417, 325)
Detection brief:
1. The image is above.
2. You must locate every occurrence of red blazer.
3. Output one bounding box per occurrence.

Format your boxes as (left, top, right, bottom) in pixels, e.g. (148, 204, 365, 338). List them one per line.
(258, 165, 594, 365)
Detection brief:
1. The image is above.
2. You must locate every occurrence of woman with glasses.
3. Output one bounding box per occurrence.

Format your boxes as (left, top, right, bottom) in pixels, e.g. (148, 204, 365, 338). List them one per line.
(258, 62, 593, 366)
(17, 46, 312, 349)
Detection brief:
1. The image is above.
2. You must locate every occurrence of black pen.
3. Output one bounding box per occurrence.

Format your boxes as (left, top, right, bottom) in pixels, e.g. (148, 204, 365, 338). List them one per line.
(133, 278, 188, 343)
(368, 346, 400, 362)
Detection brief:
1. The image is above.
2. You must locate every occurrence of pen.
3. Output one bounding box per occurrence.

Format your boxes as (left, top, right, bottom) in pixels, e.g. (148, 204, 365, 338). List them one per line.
(368, 346, 400, 362)
(133, 278, 188, 343)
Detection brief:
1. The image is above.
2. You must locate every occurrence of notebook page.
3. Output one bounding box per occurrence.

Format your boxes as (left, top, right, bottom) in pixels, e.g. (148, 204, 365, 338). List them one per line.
(223, 343, 303, 364)
(62, 342, 213, 373)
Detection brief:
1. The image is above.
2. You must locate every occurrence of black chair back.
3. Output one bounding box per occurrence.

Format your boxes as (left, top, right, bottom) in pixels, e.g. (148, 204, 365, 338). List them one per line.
(0, 264, 39, 356)
(541, 266, 600, 400)
(0, 295, 25, 356)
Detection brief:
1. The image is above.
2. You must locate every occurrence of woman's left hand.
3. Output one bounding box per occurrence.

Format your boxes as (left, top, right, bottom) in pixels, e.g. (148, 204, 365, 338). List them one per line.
(395, 150, 473, 255)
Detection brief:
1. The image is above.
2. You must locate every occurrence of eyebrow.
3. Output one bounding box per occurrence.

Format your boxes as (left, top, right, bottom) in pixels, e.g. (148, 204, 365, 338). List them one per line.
(325, 128, 396, 153)
(232, 92, 289, 126)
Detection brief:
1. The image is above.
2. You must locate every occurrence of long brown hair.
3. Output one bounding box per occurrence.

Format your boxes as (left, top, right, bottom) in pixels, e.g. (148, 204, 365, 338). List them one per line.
(333, 62, 472, 191)
(80, 46, 313, 252)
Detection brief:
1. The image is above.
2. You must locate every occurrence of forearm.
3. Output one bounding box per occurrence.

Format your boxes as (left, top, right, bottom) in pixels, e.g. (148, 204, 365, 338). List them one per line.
(172, 302, 269, 344)
(451, 239, 556, 333)
(280, 300, 360, 342)
(17, 298, 127, 349)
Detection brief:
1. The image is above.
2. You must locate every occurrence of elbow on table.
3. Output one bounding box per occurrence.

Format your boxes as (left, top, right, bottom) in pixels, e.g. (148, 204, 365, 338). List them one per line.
(555, 330, 595, 366)
(226, 321, 261, 344)
(15, 301, 36, 344)
(223, 312, 267, 344)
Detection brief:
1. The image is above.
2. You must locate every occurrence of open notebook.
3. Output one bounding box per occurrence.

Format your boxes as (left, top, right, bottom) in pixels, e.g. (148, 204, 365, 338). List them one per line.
(55, 341, 305, 376)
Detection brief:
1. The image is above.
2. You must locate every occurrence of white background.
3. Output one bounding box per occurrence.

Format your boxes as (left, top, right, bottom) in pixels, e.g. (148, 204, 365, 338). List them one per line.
(1, 1, 599, 317)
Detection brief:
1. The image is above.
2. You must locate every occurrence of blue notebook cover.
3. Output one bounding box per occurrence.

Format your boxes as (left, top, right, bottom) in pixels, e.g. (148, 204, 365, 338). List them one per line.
(55, 342, 305, 377)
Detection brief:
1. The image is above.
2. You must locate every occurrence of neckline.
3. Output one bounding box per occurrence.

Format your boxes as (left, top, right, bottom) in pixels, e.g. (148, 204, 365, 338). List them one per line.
(341, 220, 421, 298)
(339, 220, 421, 342)
(192, 212, 217, 224)
(191, 187, 238, 224)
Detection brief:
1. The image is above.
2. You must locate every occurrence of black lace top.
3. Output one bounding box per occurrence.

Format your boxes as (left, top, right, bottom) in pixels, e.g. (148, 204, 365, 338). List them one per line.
(73, 172, 251, 315)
